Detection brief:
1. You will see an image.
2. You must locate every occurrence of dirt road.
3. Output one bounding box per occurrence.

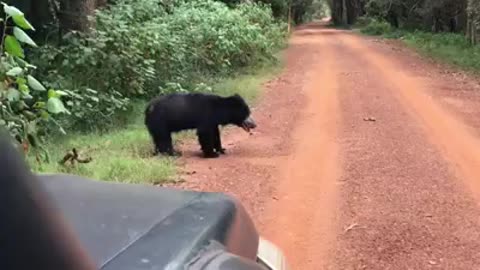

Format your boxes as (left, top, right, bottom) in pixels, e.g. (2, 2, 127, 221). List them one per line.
(174, 23, 480, 269)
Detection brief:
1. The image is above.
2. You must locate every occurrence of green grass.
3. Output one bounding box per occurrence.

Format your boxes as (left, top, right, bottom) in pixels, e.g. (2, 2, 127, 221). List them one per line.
(30, 103, 177, 185)
(356, 18, 480, 72)
(208, 54, 284, 103)
(30, 57, 283, 184)
(401, 32, 480, 71)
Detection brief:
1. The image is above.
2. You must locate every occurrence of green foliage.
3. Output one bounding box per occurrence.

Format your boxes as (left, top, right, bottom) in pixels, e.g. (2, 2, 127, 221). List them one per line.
(209, 56, 283, 102)
(360, 17, 392, 35)
(359, 16, 480, 72)
(30, 112, 178, 184)
(402, 31, 480, 71)
(257, 0, 289, 19)
(30, 0, 286, 130)
(220, 0, 329, 23)
(0, 3, 68, 158)
(306, 0, 331, 20)
(362, 0, 468, 31)
(364, 0, 394, 17)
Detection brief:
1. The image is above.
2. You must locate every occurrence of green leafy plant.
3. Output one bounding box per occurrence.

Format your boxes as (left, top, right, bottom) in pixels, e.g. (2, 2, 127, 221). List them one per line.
(29, 0, 286, 132)
(24, 0, 287, 133)
(360, 17, 392, 35)
(0, 2, 68, 160)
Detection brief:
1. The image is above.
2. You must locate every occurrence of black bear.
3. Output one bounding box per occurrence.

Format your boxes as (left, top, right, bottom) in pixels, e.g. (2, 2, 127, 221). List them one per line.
(145, 93, 256, 158)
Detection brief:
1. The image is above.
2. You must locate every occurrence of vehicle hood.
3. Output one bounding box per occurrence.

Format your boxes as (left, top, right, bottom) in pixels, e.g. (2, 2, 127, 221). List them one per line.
(37, 174, 259, 270)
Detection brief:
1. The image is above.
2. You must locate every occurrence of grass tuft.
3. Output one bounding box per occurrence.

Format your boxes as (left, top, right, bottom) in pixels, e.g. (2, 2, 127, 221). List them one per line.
(30, 103, 176, 184)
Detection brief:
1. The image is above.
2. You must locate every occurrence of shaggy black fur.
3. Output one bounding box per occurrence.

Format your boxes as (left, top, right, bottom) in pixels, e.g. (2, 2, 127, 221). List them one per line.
(145, 93, 256, 158)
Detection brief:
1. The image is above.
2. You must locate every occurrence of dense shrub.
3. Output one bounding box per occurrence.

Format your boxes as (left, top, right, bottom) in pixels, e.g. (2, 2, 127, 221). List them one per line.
(31, 0, 286, 129)
(360, 18, 392, 35)
(0, 3, 69, 159)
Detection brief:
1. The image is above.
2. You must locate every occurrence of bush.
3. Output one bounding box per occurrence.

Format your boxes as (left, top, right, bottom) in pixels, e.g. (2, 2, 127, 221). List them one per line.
(0, 3, 69, 159)
(30, 0, 286, 130)
(355, 16, 374, 28)
(361, 18, 392, 35)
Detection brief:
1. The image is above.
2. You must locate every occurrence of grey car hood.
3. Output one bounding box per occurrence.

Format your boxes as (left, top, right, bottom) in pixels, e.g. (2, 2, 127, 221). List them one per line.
(37, 174, 261, 270)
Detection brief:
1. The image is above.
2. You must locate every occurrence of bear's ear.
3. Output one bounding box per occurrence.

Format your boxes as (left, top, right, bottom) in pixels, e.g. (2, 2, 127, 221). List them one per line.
(232, 94, 244, 102)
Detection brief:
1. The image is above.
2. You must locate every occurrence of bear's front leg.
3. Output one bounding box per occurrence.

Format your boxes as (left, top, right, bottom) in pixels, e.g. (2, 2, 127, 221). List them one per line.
(155, 132, 180, 156)
(214, 126, 226, 154)
(197, 129, 219, 158)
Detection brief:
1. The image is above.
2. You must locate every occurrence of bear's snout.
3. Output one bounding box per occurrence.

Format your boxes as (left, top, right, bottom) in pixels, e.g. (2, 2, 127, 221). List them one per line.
(241, 117, 256, 132)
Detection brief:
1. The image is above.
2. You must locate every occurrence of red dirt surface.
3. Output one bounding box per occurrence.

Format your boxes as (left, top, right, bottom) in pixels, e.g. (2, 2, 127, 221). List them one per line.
(170, 22, 480, 269)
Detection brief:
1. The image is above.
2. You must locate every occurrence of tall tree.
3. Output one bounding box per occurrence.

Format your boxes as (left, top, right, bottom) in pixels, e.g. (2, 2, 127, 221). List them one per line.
(329, 0, 364, 25)
(467, 0, 480, 44)
(354, 0, 467, 32)
(58, 0, 96, 32)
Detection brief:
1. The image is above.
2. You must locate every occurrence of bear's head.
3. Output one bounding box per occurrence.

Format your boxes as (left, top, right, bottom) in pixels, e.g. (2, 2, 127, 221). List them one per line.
(226, 94, 256, 132)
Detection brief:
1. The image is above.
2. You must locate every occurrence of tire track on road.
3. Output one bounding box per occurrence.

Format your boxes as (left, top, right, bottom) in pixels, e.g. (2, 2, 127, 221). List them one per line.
(261, 28, 341, 270)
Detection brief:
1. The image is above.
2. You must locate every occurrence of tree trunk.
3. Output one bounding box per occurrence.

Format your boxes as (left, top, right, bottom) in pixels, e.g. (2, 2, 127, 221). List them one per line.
(95, 0, 108, 8)
(346, 0, 358, 25)
(448, 15, 457, 32)
(466, 0, 479, 44)
(58, 0, 96, 33)
(288, 0, 292, 33)
(331, 0, 365, 26)
(341, 0, 348, 25)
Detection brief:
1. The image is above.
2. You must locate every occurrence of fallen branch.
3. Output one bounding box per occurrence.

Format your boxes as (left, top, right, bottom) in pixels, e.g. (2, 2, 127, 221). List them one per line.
(59, 148, 92, 166)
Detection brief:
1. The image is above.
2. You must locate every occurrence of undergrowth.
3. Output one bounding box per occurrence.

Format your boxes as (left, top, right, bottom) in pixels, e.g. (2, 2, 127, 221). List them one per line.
(357, 17, 480, 72)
